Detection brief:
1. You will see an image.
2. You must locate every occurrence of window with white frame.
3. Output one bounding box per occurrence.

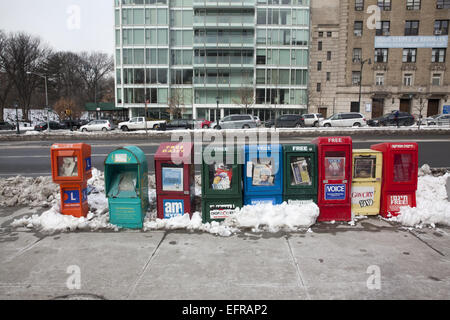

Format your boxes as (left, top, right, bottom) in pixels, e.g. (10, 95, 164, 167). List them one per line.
(434, 20, 449, 35)
(377, 0, 391, 10)
(353, 48, 362, 62)
(355, 0, 364, 11)
(376, 73, 385, 86)
(403, 48, 417, 63)
(403, 74, 413, 86)
(352, 71, 361, 85)
(406, 0, 421, 10)
(354, 21, 363, 36)
(432, 73, 442, 86)
(375, 48, 388, 63)
(432, 48, 446, 62)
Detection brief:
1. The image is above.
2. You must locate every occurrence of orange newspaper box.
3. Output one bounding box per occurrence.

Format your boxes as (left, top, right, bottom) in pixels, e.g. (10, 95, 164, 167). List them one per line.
(51, 143, 92, 218)
(51, 143, 92, 183)
(59, 182, 89, 218)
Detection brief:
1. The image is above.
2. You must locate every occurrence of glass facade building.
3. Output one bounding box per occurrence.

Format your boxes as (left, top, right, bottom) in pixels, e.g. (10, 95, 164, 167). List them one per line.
(114, 0, 311, 121)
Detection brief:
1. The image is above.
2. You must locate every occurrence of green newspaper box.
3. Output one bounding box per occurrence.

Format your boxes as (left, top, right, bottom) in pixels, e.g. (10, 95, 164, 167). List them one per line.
(283, 144, 318, 205)
(201, 145, 243, 223)
(105, 146, 149, 229)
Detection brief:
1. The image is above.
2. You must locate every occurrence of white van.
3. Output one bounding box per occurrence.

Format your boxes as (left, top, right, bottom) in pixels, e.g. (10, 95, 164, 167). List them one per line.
(320, 113, 367, 127)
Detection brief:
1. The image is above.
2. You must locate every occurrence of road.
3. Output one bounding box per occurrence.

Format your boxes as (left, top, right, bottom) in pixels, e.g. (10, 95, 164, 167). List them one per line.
(0, 134, 449, 177)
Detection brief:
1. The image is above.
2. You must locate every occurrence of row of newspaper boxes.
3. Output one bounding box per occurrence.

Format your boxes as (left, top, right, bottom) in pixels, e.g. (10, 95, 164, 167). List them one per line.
(49, 137, 418, 229)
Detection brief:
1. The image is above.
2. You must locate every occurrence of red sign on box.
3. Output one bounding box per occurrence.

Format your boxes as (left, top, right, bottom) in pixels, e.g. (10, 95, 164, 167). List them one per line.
(388, 194, 412, 213)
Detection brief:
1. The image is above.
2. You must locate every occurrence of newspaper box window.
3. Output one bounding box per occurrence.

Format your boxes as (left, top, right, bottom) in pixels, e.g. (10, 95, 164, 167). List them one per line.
(351, 150, 383, 216)
(105, 146, 149, 229)
(371, 143, 418, 217)
(155, 142, 195, 220)
(244, 145, 283, 206)
(312, 137, 353, 222)
(201, 146, 243, 223)
(50, 143, 92, 218)
(283, 144, 318, 205)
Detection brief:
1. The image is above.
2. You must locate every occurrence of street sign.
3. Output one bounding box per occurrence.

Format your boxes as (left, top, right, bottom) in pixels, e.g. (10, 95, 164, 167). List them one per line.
(443, 106, 450, 114)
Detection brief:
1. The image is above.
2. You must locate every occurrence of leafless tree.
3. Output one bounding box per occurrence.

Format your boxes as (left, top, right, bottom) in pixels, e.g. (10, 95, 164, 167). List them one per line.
(0, 32, 51, 121)
(0, 31, 13, 121)
(414, 96, 428, 130)
(167, 88, 186, 119)
(233, 72, 254, 114)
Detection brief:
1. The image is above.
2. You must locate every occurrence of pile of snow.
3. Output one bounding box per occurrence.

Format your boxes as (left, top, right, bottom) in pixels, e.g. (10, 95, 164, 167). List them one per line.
(389, 171, 450, 228)
(0, 176, 59, 207)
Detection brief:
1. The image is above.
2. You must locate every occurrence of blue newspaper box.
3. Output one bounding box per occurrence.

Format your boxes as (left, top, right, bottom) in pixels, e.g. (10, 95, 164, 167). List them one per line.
(243, 144, 283, 205)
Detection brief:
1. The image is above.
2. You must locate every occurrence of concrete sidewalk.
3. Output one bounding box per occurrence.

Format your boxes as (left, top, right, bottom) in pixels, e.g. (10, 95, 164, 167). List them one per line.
(0, 206, 449, 300)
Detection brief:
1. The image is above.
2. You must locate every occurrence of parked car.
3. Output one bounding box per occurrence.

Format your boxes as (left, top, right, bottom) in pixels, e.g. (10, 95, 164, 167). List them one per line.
(302, 113, 324, 127)
(425, 114, 450, 126)
(0, 121, 16, 130)
(265, 114, 305, 128)
(214, 114, 257, 130)
(159, 119, 196, 131)
(253, 116, 262, 127)
(34, 121, 66, 131)
(118, 117, 166, 131)
(195, 119, 212, 129)
(60, 120, 84, 130)
(320, 112, 367, 127)
(80, 119, 115, 132)
(367, 112, 415, 127)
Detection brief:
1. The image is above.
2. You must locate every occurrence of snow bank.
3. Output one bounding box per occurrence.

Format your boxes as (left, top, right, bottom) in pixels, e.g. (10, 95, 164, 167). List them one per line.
(389, 172, 450, 228)
(0, 176, 59, 207)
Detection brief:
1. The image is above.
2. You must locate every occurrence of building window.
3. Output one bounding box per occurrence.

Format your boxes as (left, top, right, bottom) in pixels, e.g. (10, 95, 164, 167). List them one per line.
(318, 31, 324, 37)
(355, 0, 364, 11)
(432, 48, 446, 62)
(432, 74, 442, 86)
(376, 21, 390, 36)
(403, 74, 413, 86)
(377, 0, 391, 11)
(406, 0, 421, 10)
(405, 21, 419, 36)
(317, 61, 322, 71)
(403, 48, 417, 63)
(326, 72, 331, 81)
(316, 83, 321, 92)
(318, 41, 322, 51)
(374, 48, 388, 63)
(353, 48, 362, 62)
(434, 20, 449, 35)
(352, 71, 361, 85)
(376, 73, 385, 86)
(437, 0, 450, 9)
(327, 51, 332, 60)
(354, 21, 363, 36)
(327, 31, 332, 37)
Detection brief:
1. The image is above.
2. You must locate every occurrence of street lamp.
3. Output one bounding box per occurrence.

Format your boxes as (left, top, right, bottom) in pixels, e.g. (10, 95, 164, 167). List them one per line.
(358, 58, 372, 112)
(14, 102, 20, 135)
(216, 96, 221, 129)
(27, 71, 49, 133)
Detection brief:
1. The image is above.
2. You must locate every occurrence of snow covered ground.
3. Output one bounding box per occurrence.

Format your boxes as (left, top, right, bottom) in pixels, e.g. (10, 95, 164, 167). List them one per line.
(4, 165, 450, 236)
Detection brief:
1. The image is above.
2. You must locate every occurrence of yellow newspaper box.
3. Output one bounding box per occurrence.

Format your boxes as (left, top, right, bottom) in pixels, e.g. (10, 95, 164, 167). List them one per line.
(351, 149, 383, 216)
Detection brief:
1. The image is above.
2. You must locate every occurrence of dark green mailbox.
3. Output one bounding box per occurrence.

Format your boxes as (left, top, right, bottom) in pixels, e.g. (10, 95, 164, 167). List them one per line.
(201, 145, 243, 223)
(283, 144, 318, 205)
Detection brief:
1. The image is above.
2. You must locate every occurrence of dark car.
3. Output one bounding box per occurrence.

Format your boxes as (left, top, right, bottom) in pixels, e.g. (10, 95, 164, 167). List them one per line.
(367, 112, 415, 127)
(158, 119, 196, 131)
(34, 121, 66, 131)
(265, 114, 305, 128)
(60, 120, 84, 130)
(0, 121, 16, 130)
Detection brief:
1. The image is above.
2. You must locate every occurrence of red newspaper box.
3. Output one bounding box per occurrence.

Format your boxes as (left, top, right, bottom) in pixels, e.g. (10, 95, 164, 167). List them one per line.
(51, 143, 92, 183)
(313, 137, 353, 222)
(371, 142, 418, 217)
(155, 142, 195, 219)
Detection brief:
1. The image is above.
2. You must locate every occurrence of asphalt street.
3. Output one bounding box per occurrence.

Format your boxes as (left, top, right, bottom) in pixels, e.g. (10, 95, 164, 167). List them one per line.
(0, 134, 449, 177)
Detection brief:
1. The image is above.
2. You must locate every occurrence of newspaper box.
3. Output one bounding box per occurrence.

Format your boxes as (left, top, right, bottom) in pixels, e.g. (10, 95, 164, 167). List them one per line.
(351, 149, 383, 216)
(371, 143, 418, 217)
(312, 137, 353, 222)
(51, 143, 92, 183)
(155, 142, 195, 219)
(243, 144, 283, 205)
(201, 145, 243, 223)
(283, 144, 318, 205)
(105, 146, 149, 229)
(50, 143, 92, 218)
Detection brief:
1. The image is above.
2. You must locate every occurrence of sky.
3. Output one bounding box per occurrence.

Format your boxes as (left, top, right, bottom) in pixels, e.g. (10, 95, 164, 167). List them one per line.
(0, 0, 114, 54)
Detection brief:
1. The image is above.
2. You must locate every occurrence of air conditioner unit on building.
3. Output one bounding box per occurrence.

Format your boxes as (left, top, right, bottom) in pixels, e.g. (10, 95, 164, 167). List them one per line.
(435, 30, 442, 35)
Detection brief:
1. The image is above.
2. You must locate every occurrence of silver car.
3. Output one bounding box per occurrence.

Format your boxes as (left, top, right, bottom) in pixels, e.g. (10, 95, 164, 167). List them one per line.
(302, 113, 325, 127)
(426, 114, 450, 126)
(214, 114, 257, 130)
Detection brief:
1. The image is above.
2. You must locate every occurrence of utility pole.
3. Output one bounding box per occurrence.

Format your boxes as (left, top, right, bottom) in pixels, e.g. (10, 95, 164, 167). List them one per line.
(358, 58, 372, 112)
(27, 71, 49, 132)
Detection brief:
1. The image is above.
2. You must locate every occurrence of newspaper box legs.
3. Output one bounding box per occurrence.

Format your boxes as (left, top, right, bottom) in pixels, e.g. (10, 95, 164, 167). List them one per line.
(105, 146, 149, 229)
(50, 143, 92, 218)
(371, 143, 418, 218)
(351, 150, 383, 216)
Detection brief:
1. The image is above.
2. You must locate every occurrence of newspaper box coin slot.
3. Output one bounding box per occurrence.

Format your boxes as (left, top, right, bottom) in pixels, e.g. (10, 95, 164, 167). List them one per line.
(105, 146, 149, 229)
(371, 143, 418, 217)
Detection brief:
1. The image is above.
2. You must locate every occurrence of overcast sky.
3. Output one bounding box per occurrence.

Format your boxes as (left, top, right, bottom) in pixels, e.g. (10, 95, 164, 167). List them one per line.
(0, 0, 114, 54)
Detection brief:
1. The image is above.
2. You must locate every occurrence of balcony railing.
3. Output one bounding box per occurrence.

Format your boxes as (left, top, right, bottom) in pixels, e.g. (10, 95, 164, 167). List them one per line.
(194, 56, 254, 65)
(194, 36, 254, 45)
(193, 15, 255, 25)
(194, 76, 254, 85)
(194, 0, 256, 6)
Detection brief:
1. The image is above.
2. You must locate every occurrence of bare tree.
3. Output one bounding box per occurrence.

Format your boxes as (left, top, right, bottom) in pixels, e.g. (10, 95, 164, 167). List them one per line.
(0, 31, 13, 121)
(0, 32, 51, 121)
(167, 88, 186, 119)
(76, 52, 114, 103)
(232, 72, 254, 114)
(53, 97, 83, 121)
(414, 96, 428, 130)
